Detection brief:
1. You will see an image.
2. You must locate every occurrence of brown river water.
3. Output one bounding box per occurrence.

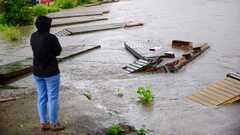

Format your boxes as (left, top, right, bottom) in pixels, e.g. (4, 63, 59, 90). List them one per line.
(0, 0, 240, 134)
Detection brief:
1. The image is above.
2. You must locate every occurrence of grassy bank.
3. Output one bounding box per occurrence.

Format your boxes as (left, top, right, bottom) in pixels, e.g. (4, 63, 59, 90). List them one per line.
(0, 0, 101, 42)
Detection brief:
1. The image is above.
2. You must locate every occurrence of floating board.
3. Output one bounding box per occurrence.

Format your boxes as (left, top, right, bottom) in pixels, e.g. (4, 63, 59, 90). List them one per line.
(124, 42, 175, 61)
(122, 59, 151, 73)
(0, 58, 33, 84)
(0, 45, 101, 85)
(124, 42, 147, 60)
(51, 17, 108, 27)
(172, 40, 193, 50)
(48, 10, 109, 19)
(57, 45, 101, 61)
(54, 22, 144, 36)
(186, 75, 240, 106)
(226, 72, 240, 81)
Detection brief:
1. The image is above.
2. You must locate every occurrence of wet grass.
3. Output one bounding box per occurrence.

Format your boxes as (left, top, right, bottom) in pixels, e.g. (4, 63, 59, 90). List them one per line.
(0, 24, 21, 41)
(107, 124, 123, 135)
(0, 85, 19, 90)
(137, 128, 148, 135)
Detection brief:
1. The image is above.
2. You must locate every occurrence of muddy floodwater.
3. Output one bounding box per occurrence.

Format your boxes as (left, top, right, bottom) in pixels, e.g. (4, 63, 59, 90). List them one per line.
(0, 0, 240, 135)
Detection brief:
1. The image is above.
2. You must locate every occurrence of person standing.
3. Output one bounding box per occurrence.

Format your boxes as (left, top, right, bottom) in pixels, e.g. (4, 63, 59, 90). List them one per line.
(30, 16, 64, 131)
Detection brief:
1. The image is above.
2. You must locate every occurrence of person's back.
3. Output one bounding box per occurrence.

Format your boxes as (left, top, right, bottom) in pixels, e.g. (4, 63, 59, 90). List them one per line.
(31, 16, 64, 131)
(31, 31, 61, 77)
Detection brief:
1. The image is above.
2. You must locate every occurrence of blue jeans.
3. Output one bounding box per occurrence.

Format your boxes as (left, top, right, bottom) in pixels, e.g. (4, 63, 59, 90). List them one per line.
(33, 74, 60, 125)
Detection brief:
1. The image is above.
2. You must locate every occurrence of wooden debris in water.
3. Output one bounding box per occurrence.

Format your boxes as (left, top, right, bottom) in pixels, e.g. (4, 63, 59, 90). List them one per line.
(123, 41, 210, 73)
(172, 40, 193, 50)
(51, 17, 108, 27)
(54, 22, 144, 36)
(0, 45, 101, 85)
(48, 10, 110, 19)
(186, 73, 240, 106)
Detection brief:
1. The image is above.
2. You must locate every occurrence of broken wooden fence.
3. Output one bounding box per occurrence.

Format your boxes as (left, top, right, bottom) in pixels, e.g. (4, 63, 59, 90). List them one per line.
(123, 40, 209, 73)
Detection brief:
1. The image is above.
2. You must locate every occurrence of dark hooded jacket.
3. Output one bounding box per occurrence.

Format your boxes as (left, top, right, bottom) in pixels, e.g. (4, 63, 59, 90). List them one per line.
(30, 16, 62, 77)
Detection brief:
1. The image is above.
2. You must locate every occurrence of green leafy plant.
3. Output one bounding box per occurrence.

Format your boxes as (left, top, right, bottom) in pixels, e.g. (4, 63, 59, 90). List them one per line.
(32, 4, 49, 16)
(0, 24, 21, 41)
(54, 0, 77, 9)
(137, 128, 148, 135)
(47, 5, 60, 13)
(0, 14, 5, 24)
(3, 0, 33, 26)
(137, 87, 154, 104)
(107, 124, 123, 135)
(80, 0, 91, 4)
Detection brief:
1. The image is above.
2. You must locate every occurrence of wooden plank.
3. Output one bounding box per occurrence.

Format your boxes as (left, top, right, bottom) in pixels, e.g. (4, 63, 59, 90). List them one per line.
(129, 63, 143, 68)
(134, 61, 147, 66)
(211, 83, 238, 97)
(54, 29, 72, 37)
(215, 80, 240, 93)
(192, 92, 219, 105)
(0, 45, 101, 85)
(58, 45, 101, 61)
(201, 89, 229, 102)
(66, 23, 125, 35)
(225, 77, 240, 85)
(138, 59, 149, 64)
(222, 96, 240, 105)
(126, 64, 139, 70)
(124, 43, 147, 60)
(221, 79, 240, 91)
(172, 40, 193, 50)
(55, 22, 143, 36)
(206, 86, 233, 98)
(197, 90, 223, 104)
(123, 67, 134, 73)
(0, 58, 32, 75)
(186, 95, 213, 106)
(51, 17, 108, 27)
(167, 43, 209, 73)
(226, 72, 240, 81)
(0, 96, 18, 103)
(48, 10, 109, 19)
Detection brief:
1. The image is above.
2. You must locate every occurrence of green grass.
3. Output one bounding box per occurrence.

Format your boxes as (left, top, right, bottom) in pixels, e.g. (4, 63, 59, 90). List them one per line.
(0, 24, 21, 41)
(137, 87, 154, 105)
(54, 0, 77, 9)
(32, 4, 60, 16)
(106, 124, 123, 135)
(137, 128, 148, 135)
(47, 5, 60, 13)
(32, 4, 49, 16)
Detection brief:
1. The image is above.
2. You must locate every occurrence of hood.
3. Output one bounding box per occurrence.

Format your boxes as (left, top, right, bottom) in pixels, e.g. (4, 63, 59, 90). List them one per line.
(35, 16, 52, 33)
